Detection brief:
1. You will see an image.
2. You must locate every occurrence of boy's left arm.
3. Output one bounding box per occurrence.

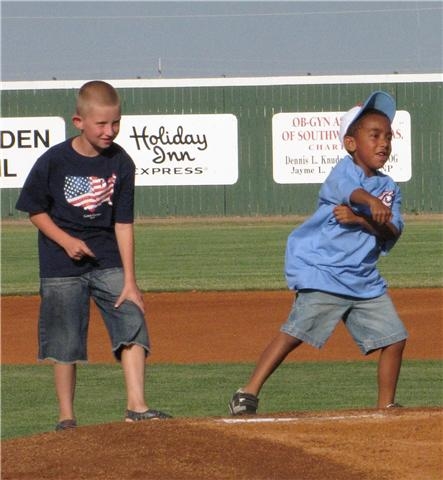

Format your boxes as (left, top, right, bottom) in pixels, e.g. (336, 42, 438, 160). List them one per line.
(333, 205, 400, 241)
(336, 185, 403, 243)
(114, 222, 145, 313)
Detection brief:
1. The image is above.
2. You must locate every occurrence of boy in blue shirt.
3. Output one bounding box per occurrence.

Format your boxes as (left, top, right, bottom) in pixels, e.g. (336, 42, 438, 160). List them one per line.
(16, 81, 171, 430)
(229, 91, 408, 415)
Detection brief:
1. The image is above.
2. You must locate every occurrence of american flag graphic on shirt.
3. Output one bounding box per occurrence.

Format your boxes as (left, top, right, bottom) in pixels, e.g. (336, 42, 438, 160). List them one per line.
(64, 174, 117, 212)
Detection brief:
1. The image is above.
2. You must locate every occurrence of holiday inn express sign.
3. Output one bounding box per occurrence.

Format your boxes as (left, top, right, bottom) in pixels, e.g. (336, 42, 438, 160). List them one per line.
(0, 111, 411, 188)
(118, 114, 238, 186)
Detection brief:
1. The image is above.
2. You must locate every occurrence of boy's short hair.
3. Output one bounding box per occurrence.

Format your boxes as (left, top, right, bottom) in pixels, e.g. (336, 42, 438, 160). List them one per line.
(345, 108, 391, 138)
(76, 80, 120, 116)
(339, 90, 396, 145)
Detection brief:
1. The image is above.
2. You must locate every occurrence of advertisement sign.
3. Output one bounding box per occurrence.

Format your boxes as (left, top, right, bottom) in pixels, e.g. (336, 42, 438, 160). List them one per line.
(118, 114, 238, 186)
(1, 111, 411, 189)
(0, 114, 238, 189)
(0, 117, 66, 188)
(272, 111, 411, 184)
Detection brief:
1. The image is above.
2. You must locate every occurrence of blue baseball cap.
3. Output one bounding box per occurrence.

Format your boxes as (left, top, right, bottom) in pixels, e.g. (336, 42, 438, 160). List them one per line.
(339, 91, 396, 144)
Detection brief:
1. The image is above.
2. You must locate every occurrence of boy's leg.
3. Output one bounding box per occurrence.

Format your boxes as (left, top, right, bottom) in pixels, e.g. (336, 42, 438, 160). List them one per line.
(243, 332, 302, 396)
(230, 291, 344, 415)
(344, 293, 408, 408)
(54, 363, 77, 421)
(120, 344, 149, 413)
(91, 269, 170, 420)
(40, 276, 89, 428)
(121, 344, 172, 421)
(377, 339, 406, 408)
(229, 332, 302, 415)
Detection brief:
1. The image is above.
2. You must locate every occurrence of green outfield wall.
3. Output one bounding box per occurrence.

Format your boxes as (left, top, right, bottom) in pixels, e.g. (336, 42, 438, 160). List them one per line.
(1, 74, 441, 218)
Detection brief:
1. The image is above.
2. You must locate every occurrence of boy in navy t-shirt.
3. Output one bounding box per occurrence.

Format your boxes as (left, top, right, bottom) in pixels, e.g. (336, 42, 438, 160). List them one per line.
(229, 91, 408, 415)
(16, 80, 171, 430)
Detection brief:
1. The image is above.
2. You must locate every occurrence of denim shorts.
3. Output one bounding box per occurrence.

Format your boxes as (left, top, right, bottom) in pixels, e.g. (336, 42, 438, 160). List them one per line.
(280, 290, 408, 354)
(39, 268, 150, 363)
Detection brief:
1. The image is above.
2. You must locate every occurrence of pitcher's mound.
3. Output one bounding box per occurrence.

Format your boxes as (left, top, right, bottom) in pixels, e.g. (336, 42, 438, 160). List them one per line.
(2, 408, 441, 480)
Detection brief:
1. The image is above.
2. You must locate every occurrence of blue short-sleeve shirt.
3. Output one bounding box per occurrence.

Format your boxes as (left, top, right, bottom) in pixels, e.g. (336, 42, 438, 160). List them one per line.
(285, 155, 403, 298)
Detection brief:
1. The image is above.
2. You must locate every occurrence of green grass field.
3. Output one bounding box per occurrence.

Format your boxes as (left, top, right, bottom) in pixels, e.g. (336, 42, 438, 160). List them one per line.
(1, 216, 442, 439)
(2, 216, 442, 294)
(2, 360, 442, 439)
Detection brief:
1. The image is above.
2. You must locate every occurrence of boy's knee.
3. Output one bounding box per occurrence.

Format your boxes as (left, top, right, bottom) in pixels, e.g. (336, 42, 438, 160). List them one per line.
(397, 338, 407, 352)
(279, 332, 302, 349)
(394, 339, 406, 350)
(384, 338, 406, 354)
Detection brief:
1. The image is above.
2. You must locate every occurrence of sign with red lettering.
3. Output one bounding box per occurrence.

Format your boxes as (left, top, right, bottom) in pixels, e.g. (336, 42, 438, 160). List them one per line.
(272, 111, 411, 183)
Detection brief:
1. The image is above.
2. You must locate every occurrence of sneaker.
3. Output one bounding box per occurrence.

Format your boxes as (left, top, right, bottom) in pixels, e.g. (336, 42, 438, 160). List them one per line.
(55, 419, 77, 431)
(228, 389, 259, 415)
(385, 403, 403, 409)
(125, 409, 172, 421)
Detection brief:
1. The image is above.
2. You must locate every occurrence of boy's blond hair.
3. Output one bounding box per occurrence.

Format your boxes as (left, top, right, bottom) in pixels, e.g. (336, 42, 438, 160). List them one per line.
(76, 80, 120, 116)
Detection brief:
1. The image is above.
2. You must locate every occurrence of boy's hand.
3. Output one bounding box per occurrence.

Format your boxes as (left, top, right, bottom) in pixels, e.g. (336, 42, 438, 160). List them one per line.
(349, 188, 392, 225)
(114, 284, 145, 313)
(334, 202, 399, 241)
(29, 212, 95, 261)
(333, 205, 359, 224)
(368, 197, 393, 225)
(63, 237, 95, 261)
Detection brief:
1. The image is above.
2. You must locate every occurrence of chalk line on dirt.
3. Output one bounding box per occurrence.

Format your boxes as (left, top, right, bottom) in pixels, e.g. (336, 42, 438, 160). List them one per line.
(217, 413, 387, 424)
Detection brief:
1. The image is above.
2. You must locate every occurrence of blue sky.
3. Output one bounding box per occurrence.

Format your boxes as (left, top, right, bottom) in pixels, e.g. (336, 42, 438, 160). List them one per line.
(1, 1, 442, 81)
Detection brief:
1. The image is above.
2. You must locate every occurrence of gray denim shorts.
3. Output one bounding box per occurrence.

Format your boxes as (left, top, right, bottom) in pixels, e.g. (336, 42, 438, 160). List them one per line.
(280, 290, 408, 354)
(39, 267, 150, 363)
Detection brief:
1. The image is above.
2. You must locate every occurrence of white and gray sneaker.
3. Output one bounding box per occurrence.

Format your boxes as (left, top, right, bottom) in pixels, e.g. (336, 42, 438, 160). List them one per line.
(228, 389, 259, 415)
(385, 403, 403, 409)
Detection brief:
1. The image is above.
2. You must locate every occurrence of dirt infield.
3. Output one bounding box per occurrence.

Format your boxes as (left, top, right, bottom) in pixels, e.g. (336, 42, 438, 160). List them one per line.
(1, 289, 442, 479)
(2, 409, 442, 480)
(2, 288, 442, 364)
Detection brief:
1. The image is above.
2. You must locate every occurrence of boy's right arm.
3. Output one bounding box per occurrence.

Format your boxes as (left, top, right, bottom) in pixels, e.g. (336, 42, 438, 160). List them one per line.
(336, 187, 400, 241)
(333, 205, 400, 241)
(349, 188, 392, 225)
(30, 212, 95, 261)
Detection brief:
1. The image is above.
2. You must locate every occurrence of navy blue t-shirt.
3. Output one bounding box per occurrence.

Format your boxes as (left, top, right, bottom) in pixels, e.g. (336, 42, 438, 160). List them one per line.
(16, 138, 135, 278)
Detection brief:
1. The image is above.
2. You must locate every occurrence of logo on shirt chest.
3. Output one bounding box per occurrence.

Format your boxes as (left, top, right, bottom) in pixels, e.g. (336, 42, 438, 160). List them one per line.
(378, 190, 394, 208)
(64, 174, 117, 212)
